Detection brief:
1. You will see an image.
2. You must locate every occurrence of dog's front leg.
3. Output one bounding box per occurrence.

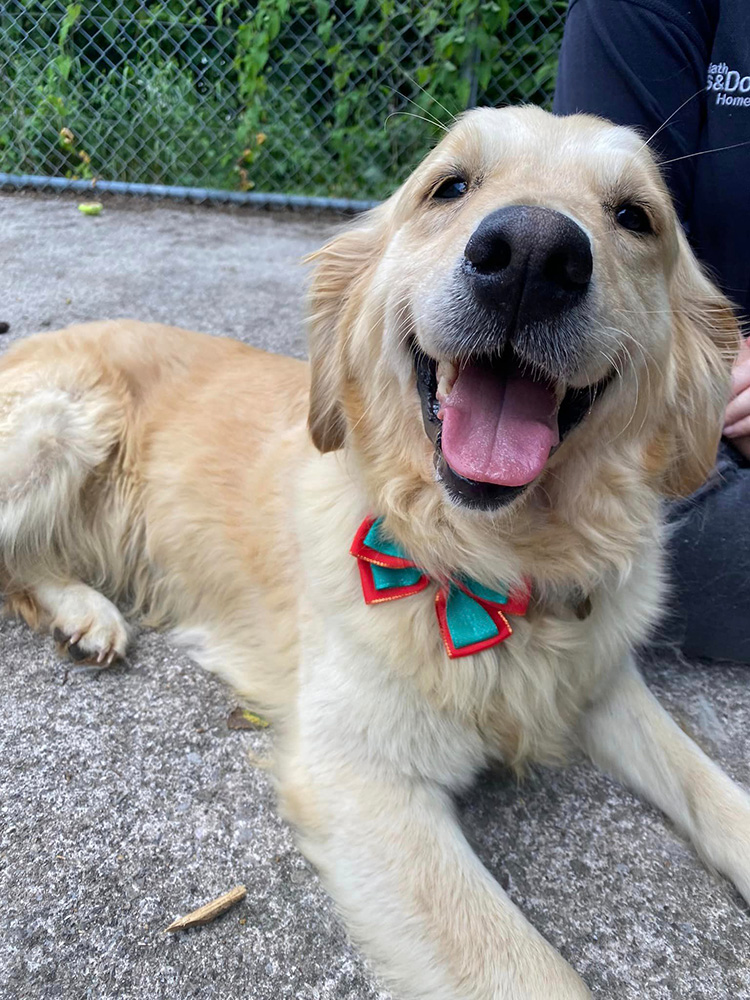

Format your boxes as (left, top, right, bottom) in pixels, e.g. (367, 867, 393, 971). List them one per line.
(280, 656, 591, 1000)
(581, 657, 750, 902)
(282, 766, 590, 1000)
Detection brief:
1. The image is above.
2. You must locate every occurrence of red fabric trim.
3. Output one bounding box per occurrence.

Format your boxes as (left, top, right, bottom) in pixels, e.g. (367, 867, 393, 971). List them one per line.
(503, 581, 531, 617)
(357, 559, 430, 606)
(350, 516, 418, 570)
(434, 590, 512, 659)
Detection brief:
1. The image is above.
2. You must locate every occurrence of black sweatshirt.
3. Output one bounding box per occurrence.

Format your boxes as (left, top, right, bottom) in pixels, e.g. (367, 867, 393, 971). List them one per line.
(554, 0, 750, 319)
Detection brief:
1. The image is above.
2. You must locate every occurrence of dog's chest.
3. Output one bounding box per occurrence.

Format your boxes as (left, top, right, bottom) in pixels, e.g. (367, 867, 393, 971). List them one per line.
(314, 565, 614, 772)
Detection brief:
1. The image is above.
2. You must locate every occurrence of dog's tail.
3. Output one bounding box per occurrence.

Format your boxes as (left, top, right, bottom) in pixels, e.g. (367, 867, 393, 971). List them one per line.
(0, 329, 125, 586)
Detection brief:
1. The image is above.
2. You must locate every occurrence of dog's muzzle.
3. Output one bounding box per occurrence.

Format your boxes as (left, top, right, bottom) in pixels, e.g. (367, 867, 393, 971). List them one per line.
(410, 208, 614, 511)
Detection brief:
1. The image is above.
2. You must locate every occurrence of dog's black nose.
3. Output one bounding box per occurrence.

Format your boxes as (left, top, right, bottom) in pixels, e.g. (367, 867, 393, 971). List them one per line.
(463, 205, 592, 325)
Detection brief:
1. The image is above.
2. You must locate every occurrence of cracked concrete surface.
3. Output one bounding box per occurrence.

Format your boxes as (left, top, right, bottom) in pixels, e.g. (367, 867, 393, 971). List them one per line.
(0, 192, 748, 1000)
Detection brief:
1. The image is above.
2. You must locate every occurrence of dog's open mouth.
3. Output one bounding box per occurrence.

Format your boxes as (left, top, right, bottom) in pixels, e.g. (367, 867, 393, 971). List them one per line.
(414, 346, 612, 509)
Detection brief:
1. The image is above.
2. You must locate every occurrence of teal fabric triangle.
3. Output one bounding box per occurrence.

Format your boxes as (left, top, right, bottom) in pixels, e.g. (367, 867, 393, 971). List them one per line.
(364, 518, 408, 561)
(458, 576, 509, 606)
(371, 562, 424, 592)
(444, 585, 499, 648)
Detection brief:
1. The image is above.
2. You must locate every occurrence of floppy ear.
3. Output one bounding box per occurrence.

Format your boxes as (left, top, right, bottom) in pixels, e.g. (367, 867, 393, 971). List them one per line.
(305, 207, 388, 453)
(661, 232, 741, 496)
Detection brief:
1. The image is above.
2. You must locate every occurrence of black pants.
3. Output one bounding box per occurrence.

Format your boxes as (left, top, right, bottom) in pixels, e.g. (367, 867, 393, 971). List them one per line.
(659, 441, 750, 663)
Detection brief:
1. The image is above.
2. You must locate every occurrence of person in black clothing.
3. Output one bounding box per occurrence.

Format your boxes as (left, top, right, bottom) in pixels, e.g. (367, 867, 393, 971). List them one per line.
(554, 0, 750, 662)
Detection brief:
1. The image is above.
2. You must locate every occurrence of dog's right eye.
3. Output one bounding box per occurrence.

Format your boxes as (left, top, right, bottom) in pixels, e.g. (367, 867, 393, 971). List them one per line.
(432, 177, 468, 201)
(614, 203, 653, 235)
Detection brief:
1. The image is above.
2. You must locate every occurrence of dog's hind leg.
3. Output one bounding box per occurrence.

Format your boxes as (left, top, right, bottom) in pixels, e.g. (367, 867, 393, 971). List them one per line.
(0, 342, 131, 664)
(5, 580, 130, 665)
(581, 657, 750, 904)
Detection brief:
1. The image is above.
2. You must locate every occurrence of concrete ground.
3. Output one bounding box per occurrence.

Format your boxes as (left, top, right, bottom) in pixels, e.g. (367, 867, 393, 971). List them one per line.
(0, 191, 748, 1000)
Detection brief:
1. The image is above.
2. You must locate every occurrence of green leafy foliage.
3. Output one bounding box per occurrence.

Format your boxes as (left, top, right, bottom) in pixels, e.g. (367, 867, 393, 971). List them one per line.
(0, 1, 565, 199)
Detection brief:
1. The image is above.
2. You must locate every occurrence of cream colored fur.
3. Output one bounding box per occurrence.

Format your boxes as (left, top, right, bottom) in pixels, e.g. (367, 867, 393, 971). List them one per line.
(1, 108, 747, 999)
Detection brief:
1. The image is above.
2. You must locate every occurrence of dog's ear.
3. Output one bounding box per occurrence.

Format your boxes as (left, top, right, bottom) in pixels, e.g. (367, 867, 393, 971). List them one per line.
(305, 207, 389, 453)
(660, 232, 740, 496)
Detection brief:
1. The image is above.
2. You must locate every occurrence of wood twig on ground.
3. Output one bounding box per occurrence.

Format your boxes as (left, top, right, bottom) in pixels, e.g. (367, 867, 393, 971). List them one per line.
(164, 885, 247, 933)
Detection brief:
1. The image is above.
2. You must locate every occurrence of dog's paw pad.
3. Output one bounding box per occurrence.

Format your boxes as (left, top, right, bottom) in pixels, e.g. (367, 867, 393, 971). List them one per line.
(54, 626, 126, 666)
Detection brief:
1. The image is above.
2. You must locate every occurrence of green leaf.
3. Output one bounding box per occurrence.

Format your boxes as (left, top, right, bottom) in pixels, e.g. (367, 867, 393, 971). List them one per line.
(58, 3, 81, 49)
(54, 53, 72, 82)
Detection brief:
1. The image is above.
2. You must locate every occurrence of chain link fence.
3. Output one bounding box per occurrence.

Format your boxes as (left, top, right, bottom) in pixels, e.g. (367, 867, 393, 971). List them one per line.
(1, 1, 567, 209)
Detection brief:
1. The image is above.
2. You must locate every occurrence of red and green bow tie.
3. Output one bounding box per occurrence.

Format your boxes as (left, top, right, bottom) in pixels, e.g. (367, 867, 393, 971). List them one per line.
(350, 516, 530, 659)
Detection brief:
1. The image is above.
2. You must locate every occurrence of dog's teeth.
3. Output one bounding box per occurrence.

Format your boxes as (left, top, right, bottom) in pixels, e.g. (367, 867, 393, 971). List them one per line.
(436, 361, 457, 402)
(438, 360, 457, 382)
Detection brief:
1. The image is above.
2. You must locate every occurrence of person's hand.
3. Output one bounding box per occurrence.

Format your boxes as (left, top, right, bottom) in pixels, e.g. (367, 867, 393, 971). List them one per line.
(723, 337, 750, 461)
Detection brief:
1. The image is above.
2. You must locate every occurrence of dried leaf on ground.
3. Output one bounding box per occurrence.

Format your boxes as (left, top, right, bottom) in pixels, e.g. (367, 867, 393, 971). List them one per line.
(227, 706, 269, 730)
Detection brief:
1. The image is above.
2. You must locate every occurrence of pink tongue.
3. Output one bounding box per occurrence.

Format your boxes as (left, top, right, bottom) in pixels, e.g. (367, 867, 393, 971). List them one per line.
(441, 364, 559, 487)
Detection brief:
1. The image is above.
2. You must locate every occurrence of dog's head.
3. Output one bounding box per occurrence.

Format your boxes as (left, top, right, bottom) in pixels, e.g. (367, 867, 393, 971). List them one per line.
(307, 107, 737, 528)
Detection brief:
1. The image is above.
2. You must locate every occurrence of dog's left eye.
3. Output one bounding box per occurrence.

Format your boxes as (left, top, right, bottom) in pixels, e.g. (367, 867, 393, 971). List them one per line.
(432, 177, 468, 201)
(615, 204, 653, 234)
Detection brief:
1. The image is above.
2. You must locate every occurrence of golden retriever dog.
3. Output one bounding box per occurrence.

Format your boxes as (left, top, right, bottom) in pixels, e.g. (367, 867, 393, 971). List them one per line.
(1, 106, 748, 999)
